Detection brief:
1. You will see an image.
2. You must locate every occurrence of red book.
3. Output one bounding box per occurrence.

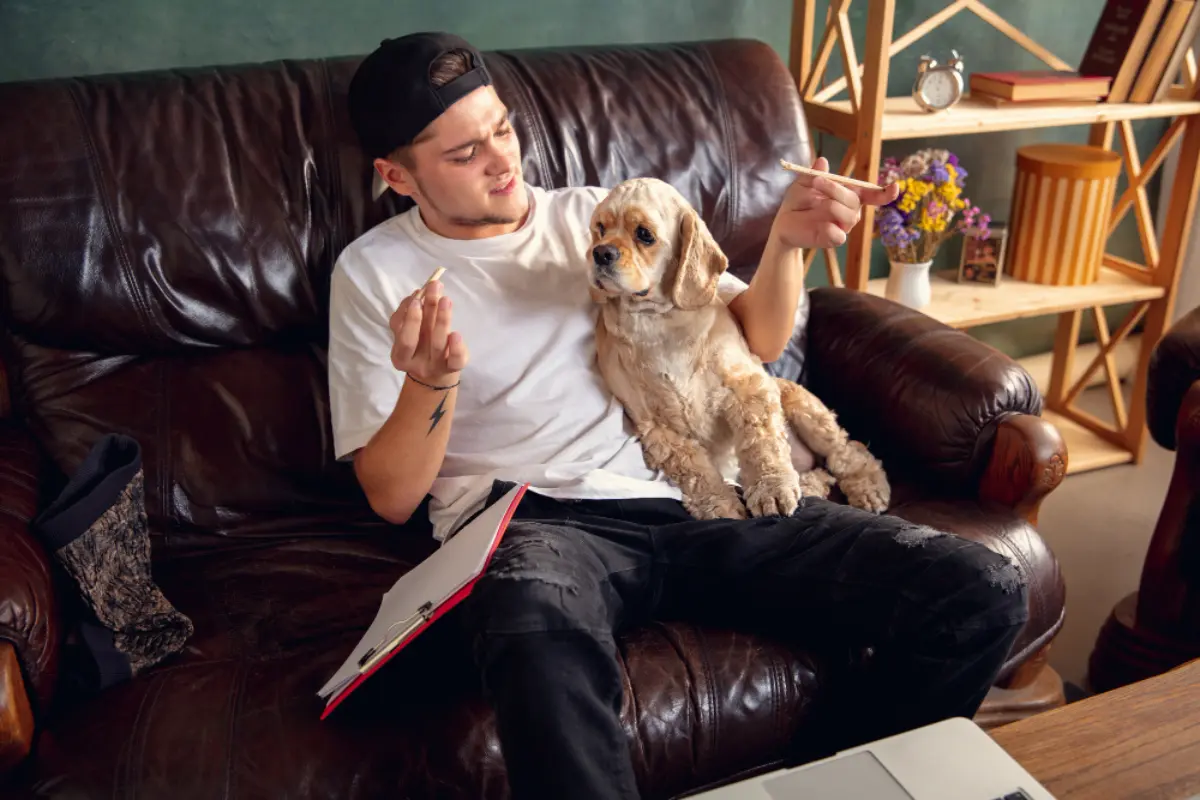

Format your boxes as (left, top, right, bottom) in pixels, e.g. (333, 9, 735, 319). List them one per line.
(317, 482, 528, 719)
(969, 70, 1112, 102)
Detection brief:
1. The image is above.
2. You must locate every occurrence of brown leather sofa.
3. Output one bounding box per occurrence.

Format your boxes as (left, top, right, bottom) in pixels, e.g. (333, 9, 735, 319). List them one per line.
(1089, 304, 1200, 691)
(0, 39, 1066, 798)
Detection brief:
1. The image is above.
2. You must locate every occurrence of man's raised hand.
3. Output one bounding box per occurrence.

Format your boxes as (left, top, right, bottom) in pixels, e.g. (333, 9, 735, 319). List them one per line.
(389, 279, 469, 386)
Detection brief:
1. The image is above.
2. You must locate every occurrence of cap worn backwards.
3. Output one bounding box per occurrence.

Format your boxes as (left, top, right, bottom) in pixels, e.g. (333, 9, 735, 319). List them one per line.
(348, 32, 494, 161)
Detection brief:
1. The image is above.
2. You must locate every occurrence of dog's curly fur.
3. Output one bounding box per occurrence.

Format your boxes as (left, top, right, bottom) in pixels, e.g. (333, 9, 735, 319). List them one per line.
(586, 177, 889, 519)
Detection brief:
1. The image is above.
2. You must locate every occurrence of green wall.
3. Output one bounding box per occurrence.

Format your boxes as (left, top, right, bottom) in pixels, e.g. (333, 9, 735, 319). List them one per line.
(0, 0, 795, 82)
(1, 0, 1159, 358)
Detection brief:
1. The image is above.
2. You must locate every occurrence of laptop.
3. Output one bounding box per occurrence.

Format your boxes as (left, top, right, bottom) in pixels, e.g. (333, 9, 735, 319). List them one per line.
(687, 716, 1056, 800)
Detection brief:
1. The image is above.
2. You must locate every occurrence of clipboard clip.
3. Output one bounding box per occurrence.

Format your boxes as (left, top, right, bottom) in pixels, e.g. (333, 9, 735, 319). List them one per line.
(357, 600, 434, 674)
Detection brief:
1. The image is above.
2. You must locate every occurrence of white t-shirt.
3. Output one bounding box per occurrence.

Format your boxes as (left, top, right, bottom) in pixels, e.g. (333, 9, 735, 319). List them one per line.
(327, 182, 749, 540)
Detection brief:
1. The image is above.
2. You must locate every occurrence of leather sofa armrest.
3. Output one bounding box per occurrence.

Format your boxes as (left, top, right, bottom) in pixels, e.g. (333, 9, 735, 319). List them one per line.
(978, 414, 1068, 525)
(1147, 305, 1200, 450)
(804, 287, 1045, 501)
(0, 421, 60, 719)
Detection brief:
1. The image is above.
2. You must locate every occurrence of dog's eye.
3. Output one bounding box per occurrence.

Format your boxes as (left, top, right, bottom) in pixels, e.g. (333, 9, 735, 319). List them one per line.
(635, 226, 656, 245)
(596, 223, 605, 236)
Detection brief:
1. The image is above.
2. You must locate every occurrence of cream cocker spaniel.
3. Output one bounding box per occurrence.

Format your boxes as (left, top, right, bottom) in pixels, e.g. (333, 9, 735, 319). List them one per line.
(587, 177, 890, 520)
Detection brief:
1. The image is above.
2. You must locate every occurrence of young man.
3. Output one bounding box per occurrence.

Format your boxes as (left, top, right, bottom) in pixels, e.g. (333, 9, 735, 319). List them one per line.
(329, 32, 1029, 800)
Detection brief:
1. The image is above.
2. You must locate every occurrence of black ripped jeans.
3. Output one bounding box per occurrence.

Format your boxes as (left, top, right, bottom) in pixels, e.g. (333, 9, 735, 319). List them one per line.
(457, 482, 1029, 800)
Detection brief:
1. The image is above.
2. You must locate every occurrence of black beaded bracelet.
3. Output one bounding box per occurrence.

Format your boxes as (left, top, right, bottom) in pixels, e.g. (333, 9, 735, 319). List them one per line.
(407, 374, 460, 391)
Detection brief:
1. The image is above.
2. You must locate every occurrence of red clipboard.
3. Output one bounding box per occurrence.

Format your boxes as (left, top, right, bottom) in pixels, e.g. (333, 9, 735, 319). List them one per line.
(317, 483, 528, 718)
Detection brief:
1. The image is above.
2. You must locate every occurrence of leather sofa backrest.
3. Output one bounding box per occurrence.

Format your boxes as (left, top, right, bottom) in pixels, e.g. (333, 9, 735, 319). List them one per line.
(0, 40, 809, 543)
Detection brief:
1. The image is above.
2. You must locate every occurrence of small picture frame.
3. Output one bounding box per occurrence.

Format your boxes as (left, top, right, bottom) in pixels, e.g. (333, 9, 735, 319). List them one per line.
(957, 224, 1008, 286)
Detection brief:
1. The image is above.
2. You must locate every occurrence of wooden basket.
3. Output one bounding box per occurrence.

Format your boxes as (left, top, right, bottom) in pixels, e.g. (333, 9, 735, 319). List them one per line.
(1006, 143, 1122, 286)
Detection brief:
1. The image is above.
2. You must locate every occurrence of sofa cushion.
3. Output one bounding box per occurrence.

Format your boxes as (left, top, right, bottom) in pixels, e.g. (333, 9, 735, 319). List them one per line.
(25, 488, 1062, 798)
(9, 337, 402, 548)
(28, 537, 829, 800)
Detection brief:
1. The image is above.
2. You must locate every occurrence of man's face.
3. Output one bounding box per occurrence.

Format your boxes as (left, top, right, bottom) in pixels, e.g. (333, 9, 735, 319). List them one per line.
(376, 86, 526, 239)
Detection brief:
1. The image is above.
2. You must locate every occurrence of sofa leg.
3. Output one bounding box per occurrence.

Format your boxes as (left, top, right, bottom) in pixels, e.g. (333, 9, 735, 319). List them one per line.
(0, 641, 35, 773)
(997, 644, 1052, 691)
(1087, 592, 1200, 693)
(973, 660, 1065, 730)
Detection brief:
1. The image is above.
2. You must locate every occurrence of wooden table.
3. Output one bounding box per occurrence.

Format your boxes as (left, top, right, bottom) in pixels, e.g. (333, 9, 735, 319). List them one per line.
(991, 660, 1200, 798)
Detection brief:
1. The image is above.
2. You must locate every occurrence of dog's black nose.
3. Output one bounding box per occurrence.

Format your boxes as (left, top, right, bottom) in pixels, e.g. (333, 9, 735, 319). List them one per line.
(592, 244, 620, 268)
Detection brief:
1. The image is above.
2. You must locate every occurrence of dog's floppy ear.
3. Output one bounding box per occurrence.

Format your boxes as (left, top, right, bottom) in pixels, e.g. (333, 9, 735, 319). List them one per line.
(671, 207, 728, 310)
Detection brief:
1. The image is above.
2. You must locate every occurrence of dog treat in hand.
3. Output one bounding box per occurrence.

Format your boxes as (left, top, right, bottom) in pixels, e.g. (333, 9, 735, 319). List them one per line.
(418, 267, 446, 299)
(779, 159, 884, 191)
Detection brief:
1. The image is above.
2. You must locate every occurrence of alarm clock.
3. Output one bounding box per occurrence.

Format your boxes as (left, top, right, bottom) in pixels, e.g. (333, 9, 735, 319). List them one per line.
(912, 50, 965, 112)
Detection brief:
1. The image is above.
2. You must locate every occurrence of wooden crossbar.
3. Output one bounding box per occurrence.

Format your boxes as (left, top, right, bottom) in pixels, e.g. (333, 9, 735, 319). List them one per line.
(1109, 116, 1186, 238)
(965, 0, 1072, 71)
(802, 0, 853, 99)
(836, 9, 863, 113)
(1057, 405, 1129, 447)
(1102, 253, 1155, 283)
(814, 0, 971, 102)
(1118, 120, 1162, 270)
(1093, 307, 1128, 429)
(1063, 301, 1150, 407)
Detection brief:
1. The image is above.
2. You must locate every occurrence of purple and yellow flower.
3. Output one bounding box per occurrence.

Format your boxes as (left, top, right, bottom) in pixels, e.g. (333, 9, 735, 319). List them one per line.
(901, 154, 929, 177)
(928, 160, 950, 185)
(876, 147, 989, 259)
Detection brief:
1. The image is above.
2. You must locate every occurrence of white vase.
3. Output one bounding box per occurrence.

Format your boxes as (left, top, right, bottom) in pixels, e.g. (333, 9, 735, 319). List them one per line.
(885, 259, 933, 309)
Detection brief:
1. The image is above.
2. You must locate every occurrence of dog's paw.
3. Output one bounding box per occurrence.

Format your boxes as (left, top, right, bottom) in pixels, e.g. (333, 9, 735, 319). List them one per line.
(838, 464, 891, 514)
(684, 486, 748, 521)
(744, 472, 801, 518)
(828, 441, 891, 514)
(841, 477, 890, 514)
(797, 468, 837, 500)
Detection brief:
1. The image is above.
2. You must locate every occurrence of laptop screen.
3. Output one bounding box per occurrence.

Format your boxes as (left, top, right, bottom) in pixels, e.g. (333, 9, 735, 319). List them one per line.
(762, 751, 916, 800)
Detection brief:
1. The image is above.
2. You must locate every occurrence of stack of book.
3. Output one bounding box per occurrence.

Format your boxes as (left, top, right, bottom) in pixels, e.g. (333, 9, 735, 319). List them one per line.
(1079, 0, 1200, 103)
(967, 0, 1199, 107)
(967, 71, 1112, 106)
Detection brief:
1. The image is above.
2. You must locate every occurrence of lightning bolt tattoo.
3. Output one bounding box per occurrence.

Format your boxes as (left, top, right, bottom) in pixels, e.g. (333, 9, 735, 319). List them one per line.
(428, 392, 448, 435)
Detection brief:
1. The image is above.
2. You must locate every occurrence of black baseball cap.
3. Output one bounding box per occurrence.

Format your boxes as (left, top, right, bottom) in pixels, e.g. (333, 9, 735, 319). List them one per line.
(348, 32, 494, 160)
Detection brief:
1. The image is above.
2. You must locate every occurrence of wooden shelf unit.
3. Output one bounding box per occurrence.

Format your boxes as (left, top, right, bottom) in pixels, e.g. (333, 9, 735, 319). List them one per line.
(790, 0, 1200, 475)
(806, 92, 1200, 141)
(865, 266, 1166, 330)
